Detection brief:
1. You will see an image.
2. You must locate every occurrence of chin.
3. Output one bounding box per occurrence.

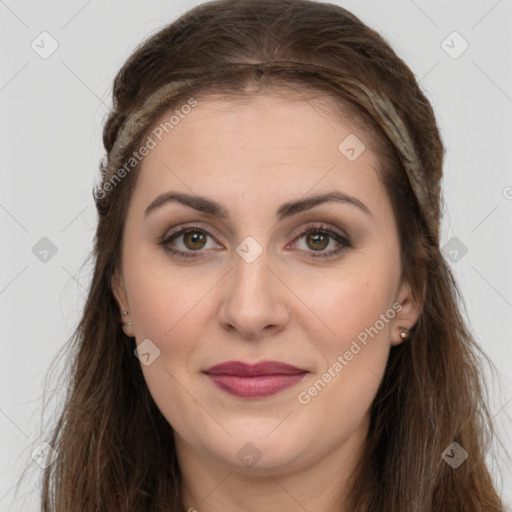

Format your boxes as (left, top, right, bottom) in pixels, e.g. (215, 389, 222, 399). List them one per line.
(209, 429, 308, 474)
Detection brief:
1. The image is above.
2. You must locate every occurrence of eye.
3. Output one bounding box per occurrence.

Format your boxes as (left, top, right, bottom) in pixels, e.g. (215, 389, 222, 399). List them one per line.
(290, 224, 352, 259)
(159, 223, 352, 260)
(159, 225, 222, 259)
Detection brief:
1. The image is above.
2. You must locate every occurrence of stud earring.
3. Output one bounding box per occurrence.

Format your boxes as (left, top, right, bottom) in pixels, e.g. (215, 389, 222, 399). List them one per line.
(400, 329, 410, 340)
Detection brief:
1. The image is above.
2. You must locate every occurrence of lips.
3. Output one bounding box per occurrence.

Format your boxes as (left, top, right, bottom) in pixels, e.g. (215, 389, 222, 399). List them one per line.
(204, 361, 308, 398)
(205, 361, 307, 376)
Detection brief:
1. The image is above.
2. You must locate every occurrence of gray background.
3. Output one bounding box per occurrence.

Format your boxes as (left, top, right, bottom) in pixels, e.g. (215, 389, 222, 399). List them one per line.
(1, 0, 511, 509)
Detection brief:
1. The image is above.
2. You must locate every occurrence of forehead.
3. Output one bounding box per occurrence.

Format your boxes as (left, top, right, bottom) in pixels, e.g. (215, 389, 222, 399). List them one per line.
(129, 92, 387, 214)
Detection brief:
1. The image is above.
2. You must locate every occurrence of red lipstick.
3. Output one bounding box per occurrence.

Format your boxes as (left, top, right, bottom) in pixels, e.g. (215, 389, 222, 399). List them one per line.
(204, 361, 308, 398)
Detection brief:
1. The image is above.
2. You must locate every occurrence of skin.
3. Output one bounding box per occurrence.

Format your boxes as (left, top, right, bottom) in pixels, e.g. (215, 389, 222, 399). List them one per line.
(112, 91, 420, 512)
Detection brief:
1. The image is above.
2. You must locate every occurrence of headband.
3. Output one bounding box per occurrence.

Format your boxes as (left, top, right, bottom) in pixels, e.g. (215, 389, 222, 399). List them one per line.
(95, 61, 438, 241)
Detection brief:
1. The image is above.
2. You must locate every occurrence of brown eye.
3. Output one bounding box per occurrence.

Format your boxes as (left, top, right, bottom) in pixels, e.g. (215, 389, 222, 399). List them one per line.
(305, 231, 329, 251)
(160, 225, 222, 259)
(182, 230, 207, 250)
(291, 224, 352, 259)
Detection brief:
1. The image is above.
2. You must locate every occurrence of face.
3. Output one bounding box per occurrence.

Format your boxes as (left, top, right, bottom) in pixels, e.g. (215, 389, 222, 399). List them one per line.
(112, 92, 419, 478)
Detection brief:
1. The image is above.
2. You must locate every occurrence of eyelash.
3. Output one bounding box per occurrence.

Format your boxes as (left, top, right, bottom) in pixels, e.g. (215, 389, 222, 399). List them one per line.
(159, 223, 352, 260)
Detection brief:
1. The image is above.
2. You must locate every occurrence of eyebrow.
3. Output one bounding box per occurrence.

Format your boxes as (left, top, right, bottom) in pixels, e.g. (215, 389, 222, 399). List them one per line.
(144, 191, 371, 221)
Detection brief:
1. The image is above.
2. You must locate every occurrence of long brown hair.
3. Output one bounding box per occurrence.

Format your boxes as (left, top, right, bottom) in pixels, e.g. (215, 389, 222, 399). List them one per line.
(29, 0, 507, 510)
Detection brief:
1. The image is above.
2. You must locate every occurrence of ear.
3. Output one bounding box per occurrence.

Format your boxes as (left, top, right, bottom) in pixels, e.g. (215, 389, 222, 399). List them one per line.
(390, 279, 421, 346)
(111, 268, 135, 338)
(111, 268, 128, 311)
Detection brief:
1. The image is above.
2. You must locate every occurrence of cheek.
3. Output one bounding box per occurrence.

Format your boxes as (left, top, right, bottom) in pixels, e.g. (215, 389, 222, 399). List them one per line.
(305, 262, 398, 351)
(126, 248, 219, 340)
(294, 277, 395, 443)
(127, 268, 216, 434)
(295, 261, 398, 407)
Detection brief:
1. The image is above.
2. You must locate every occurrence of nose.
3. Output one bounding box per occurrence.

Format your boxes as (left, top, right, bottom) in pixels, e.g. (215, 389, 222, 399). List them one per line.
(217, 247, 290, 340)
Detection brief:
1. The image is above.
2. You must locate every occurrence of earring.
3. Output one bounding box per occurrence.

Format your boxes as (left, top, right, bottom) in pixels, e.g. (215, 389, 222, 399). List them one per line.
(400, 329, 410, 340)
(121, 311, 133, 326)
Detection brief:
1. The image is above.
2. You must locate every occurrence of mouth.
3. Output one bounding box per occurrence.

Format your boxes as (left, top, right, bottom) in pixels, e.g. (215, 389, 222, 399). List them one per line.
(203, 360, 308, 398)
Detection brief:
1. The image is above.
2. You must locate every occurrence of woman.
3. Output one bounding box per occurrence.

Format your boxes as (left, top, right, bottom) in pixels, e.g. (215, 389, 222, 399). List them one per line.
(38, 0, 506, 510)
